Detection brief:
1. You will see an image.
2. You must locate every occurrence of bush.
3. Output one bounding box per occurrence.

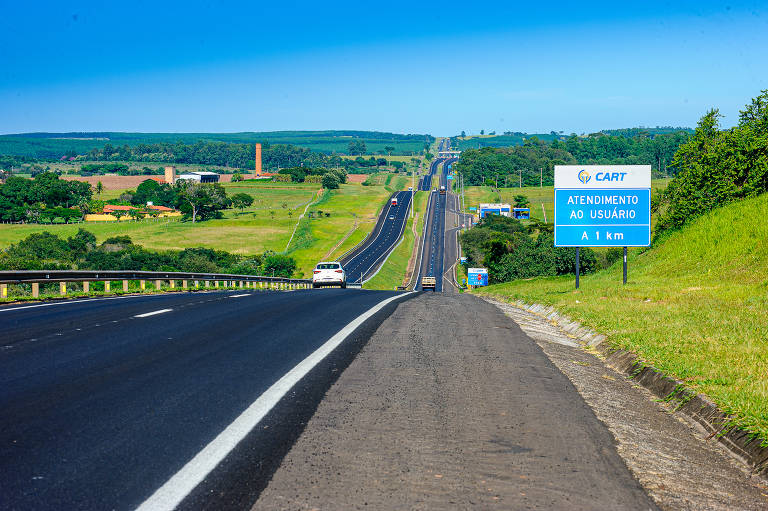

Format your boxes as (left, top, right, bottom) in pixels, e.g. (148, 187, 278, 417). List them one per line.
(322, 173, 340, 189)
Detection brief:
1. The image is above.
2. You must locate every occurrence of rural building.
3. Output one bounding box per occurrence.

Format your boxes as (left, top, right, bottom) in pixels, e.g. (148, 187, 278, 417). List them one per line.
(513, 207, 530, 219)
(478, 203, 512, 219)
(177, 171, 220, 183)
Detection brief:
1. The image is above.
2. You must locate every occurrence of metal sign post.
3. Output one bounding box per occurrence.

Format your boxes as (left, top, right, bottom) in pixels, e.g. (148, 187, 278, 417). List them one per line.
(554, 165, 651, 287)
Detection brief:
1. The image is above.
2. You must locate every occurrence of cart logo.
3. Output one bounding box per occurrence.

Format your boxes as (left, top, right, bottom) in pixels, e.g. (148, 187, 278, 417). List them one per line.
(578, 169, 591, 184)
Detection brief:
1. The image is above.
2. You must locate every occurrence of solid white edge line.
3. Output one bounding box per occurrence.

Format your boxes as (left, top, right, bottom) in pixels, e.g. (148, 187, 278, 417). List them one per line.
(229, 294, 250, 298)
(135, 292, 411, 511)
(134, 309, 173, 318)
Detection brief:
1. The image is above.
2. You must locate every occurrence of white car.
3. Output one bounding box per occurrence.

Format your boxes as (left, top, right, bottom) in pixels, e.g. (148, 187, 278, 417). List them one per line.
(312, 261, 347, 288)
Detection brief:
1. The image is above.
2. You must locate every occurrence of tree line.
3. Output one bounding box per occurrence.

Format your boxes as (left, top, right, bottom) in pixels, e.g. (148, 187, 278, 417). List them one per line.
(0, 230, 296, 277)
(453, 130, 691, 187)
(655, 90, 768, 235)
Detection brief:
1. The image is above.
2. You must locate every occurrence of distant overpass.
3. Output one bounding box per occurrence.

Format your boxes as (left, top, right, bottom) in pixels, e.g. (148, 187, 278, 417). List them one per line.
(438, 150, 461, 158)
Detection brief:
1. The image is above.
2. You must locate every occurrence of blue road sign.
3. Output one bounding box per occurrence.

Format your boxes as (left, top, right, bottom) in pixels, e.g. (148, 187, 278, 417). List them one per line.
(447, 175, 454, 180)
(554, 166, 651, 247)
(467, 268, 488, 286)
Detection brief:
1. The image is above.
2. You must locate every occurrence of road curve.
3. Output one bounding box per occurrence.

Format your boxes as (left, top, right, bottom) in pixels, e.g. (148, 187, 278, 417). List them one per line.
(0, 289, 411, 510)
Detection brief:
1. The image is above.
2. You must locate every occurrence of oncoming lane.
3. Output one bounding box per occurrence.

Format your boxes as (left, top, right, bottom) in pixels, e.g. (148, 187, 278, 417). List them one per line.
(0, 289, 411, 510)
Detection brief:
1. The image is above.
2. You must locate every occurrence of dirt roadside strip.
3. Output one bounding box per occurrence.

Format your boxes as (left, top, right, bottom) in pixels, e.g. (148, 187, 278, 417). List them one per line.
(254, 293, 657, 510)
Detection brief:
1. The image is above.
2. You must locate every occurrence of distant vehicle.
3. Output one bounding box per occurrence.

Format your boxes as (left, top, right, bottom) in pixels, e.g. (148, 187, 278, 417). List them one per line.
(391, 197, 399, 206)
(408, 186, 413, 191)
(421, 276, 436, 290)
(312, 261, 346, 288)
(388, 215, 395, 220)
(439, 185, 446, 195)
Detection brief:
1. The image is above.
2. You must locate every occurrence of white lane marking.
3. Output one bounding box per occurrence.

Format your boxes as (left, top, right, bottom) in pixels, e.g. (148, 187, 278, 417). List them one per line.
(135, 292, 410, 511)
(229, 294, 250, 298)
(0, 294, 166, 313)
(134, 309, 173, 318)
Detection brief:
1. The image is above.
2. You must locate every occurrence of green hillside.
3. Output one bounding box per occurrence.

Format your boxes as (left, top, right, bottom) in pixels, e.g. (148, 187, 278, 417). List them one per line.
(475, 193, 768, 441)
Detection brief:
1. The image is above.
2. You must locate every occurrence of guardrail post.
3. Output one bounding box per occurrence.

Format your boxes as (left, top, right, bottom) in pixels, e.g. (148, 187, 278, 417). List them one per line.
(239, 281, 243, 288)
(1, 283, 7, 298)
(104, 281, 110, 292)
(32, 283, 39, 298)
(205, 280, 210, 288)
(155, 279, 162, 290)
(60, 282, 67, 295)
(194, 280, 199, 288)
(140, 280, 145, 290)
(83, 281, 89, 293)
(123, 280, 129, 292)
(170, 280, 176, 289)
(182, 279, 188, 289)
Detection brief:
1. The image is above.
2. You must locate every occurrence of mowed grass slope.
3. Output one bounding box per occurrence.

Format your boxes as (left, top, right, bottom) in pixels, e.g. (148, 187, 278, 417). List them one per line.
(475, 193, 768, 440)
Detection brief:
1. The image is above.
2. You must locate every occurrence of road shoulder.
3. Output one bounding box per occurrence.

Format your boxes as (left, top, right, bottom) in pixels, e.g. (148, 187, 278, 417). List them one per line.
(253, 293, 656, 510)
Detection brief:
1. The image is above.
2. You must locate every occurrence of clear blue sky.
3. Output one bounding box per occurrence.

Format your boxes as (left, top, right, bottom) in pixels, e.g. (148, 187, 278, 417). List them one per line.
(1, 1, 766, 135)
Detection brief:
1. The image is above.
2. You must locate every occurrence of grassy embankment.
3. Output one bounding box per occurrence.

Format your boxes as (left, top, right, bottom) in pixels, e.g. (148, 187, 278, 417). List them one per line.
(365, 191, 429, 290)
(474, 193, 768, 441)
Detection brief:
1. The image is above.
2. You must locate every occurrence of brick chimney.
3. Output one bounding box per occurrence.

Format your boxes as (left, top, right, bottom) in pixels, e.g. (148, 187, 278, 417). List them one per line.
(254, 143, 262, 177)
(164, 166, 176, 184)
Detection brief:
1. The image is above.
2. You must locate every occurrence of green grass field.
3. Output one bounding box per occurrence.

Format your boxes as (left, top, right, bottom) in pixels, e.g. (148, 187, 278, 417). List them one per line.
(365, 191, 428, 290)
(474, 193, 768, 441)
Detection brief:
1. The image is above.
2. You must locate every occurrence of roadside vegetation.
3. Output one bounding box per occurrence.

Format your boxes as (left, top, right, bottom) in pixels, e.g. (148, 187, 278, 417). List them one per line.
(473, 91, 768, 442)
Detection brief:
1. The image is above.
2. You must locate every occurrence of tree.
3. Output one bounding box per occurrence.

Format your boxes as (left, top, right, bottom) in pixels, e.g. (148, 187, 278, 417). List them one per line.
(128, 209, 144, 221)
(348, 139, 367, 155)
(111, 209, 127, 221)
(384, 146, 395, 156)
(96, 181, 104, 195)
(261, 251, 296, 277)
(230, 192, 254, 211)
(480, 129, 485, 135)
(231, 173, 244, 182)
(176, 181, 228, 223)
(322, 172, 341, 189)
(460, 131, 466, 138)
(513, 194, 530, 208)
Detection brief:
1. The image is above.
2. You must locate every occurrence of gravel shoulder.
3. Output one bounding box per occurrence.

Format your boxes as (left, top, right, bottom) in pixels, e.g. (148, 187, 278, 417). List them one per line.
(253, 293, 657, 510)
(485, 297, 768, 510)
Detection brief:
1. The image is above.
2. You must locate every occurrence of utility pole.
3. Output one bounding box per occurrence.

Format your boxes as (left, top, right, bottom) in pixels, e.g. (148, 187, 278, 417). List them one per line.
(540, 167, 543, 188)
(519, 168, 522, 188)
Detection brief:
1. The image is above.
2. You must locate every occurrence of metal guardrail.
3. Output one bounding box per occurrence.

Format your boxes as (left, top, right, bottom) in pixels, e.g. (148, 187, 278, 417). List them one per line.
(0, 270, 312, 299)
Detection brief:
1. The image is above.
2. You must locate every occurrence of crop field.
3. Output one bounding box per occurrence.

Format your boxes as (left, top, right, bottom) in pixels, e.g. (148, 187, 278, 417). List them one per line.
(474, 192, 768, 442)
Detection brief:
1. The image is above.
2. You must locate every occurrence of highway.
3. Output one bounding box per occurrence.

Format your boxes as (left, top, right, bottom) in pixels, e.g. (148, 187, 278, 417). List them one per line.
(0, 289, 412, 510)
(415, 156, 457, 291)
(340, 190, 412, 284)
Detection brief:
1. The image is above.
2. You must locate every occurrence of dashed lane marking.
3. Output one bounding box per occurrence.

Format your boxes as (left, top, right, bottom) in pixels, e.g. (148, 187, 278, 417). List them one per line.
(134, 308, 173, 318)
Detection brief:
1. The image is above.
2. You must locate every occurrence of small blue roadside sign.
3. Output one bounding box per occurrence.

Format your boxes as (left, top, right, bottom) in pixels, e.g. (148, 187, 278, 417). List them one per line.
(554, 165, 651, 247)
(447, 174, 454, 180)
(467, 268, 488, 286)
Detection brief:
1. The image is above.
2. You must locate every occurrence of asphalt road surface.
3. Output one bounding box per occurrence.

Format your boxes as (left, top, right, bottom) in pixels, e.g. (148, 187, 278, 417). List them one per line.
(0, 289, 411, 510)
(341, 190, 412, 284)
